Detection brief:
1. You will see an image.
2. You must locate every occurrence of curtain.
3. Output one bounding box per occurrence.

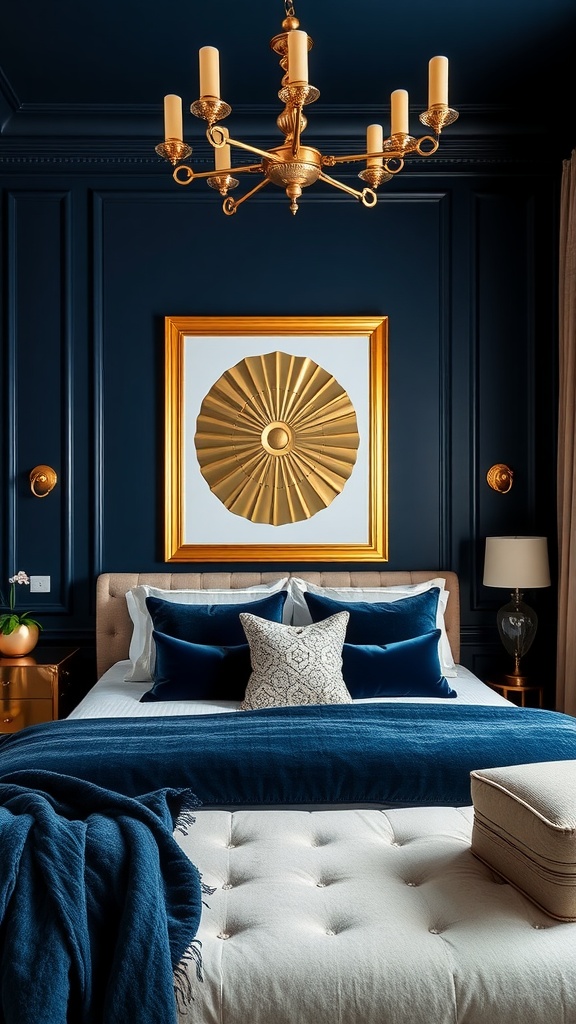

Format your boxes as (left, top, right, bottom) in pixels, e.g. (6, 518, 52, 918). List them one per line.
(557, 150, 576, 714)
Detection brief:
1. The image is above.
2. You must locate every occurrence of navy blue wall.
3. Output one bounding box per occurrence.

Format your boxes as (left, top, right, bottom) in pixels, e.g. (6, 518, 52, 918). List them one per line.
(0, 154, 559, 689)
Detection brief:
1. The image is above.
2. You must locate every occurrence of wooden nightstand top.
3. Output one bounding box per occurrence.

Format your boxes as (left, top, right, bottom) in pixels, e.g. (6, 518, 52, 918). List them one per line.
(0, 647, 79, 669)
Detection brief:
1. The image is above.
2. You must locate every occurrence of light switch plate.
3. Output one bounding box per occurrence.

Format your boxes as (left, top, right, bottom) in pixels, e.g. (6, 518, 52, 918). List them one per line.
(30, 575, 50, 593)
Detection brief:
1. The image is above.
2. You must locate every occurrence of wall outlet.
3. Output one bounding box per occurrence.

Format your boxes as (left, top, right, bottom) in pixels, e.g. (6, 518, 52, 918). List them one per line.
(30, 575, 50, 593)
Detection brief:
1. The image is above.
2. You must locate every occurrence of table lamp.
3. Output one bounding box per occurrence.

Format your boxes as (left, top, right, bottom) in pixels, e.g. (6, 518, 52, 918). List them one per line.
(483, 536, 550, 685)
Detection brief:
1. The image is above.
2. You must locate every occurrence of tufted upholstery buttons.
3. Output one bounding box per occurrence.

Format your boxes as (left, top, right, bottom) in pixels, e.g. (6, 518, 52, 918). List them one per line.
(175, 804, 576, 1024)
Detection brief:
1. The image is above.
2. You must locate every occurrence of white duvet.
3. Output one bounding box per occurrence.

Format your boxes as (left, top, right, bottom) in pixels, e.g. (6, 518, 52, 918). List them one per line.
(68, 661, 512, 719)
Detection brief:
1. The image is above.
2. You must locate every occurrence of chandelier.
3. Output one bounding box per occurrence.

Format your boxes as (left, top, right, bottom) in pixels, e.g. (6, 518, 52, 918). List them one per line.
(155, 2, 459, 216)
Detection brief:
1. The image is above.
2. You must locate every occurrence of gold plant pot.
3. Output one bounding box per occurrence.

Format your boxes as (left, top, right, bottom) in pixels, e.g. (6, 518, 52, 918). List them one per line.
(0, 625, 39, 658)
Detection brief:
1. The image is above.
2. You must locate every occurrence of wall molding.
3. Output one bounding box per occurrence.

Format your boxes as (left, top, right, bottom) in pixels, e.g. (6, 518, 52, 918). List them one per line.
(3, 189, 74, 616)
(0, 103, 567, 170)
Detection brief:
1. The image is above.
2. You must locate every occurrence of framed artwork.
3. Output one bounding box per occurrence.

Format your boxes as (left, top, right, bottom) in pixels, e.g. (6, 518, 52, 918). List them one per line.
(164, 315, 388, 562)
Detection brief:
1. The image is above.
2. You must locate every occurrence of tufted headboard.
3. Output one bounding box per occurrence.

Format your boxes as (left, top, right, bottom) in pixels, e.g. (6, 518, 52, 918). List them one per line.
(96, 570, 460, 679)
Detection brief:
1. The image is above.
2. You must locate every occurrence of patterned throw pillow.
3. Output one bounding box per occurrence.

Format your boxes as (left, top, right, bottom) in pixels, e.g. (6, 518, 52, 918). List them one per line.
(239, 611, 352, 711)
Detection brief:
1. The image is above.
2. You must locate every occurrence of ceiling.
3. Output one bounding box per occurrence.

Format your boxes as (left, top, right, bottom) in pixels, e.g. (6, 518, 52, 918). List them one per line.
(0, 0, 574, 153)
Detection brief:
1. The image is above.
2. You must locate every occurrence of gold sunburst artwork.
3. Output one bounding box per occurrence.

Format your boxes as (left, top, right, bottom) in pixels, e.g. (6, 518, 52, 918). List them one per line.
(194, 350, 360, 526)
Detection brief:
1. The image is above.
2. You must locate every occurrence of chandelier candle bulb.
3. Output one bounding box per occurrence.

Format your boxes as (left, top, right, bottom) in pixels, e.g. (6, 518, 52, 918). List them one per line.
(390, 89, 409, 135)
(429, 56, 449, 107)
(287, 29, 308, 84)
(163, 94, 183, 141)
(214, 126, 231, 170)
(366, 124, 384, 167)
(199, 45, 220, 98)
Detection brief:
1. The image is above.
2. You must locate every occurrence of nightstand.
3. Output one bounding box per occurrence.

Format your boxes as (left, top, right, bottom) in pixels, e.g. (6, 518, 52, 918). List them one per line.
(485, 676, 545, 709)
(0, 647, 79, 733)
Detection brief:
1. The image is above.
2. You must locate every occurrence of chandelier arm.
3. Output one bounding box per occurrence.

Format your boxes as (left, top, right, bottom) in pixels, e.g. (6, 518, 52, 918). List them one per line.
(384, 157, 405, 174)
(415, 135, 440, 156)
(173, 164, 262, 184)
(318, 171, 374, 202)
(212, 133, 284, 164)
(323, 150, 403, 166)
(212, 162, 264, 176)
(223, 175, 272, 216)
(173, 164, 195, 186)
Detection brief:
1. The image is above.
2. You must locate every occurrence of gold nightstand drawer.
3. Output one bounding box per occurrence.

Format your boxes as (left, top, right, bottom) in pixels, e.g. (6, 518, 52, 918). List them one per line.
(0, 648, 80, 730)
(0, 666, 55, 699)
(0, 699, 54, 733)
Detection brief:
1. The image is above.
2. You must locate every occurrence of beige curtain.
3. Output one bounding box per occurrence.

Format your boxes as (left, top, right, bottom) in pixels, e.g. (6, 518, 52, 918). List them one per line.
(557, 150, 576, 714)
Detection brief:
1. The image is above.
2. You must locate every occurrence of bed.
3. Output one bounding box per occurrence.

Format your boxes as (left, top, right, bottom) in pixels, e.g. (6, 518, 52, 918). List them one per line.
(2, 570, 576, 1024)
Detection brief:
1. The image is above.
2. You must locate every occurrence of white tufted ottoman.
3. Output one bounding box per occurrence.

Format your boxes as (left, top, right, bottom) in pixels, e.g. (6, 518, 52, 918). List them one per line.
(176, 806, 576, 1024)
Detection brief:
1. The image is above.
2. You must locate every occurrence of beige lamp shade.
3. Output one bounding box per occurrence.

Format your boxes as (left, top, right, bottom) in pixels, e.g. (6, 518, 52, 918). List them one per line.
(483, 536, 550, 590)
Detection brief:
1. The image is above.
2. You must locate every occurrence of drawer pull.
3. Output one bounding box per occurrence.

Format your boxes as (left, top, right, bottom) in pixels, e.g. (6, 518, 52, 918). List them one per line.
(2, 681, 10, 687)
(3, 717, 13, 724)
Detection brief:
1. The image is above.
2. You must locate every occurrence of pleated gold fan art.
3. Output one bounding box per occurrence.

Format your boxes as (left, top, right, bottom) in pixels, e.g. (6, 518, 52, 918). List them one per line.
(194, 350, 360, 526)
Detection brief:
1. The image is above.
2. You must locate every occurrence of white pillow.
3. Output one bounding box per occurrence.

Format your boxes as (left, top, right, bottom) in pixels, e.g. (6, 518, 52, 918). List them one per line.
(288, 576, 456, 677)
(125, 577, 291, 681)
(239, 611, 352, 711)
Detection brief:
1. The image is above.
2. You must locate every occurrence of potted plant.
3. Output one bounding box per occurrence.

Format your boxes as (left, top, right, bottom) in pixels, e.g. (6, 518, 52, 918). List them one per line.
(0, 571, 43, 657)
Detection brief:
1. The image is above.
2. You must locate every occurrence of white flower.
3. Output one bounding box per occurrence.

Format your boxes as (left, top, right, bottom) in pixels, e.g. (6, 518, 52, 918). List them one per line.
(9, 571, 30, 586)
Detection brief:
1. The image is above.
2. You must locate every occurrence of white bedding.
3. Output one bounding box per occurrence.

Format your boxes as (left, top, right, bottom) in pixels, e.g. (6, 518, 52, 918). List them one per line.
(81, 571, 567, 1023)
(68, 661, 512, 719)
(68, 657, 574, 1024)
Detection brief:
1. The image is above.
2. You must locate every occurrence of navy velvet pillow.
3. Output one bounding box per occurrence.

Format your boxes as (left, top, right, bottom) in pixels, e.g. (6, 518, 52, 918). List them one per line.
(140, 630, 250, 702)
(342, 630, 456, 698)
(303, 588, 440, 645)
(145, 590, 287, 646)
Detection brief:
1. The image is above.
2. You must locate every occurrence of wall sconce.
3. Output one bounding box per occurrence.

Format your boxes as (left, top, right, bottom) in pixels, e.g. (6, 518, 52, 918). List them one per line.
(30, 465, 58, 498)
(486, 464, 514, 493)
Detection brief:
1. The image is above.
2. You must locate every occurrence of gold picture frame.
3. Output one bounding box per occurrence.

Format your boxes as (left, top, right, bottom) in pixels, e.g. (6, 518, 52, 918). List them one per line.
(165, 315, 388, 562)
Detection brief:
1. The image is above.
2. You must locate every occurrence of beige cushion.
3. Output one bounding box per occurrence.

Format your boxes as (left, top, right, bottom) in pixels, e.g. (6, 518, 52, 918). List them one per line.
(471, 760, 576, 920)
(239, 611, 352, 711)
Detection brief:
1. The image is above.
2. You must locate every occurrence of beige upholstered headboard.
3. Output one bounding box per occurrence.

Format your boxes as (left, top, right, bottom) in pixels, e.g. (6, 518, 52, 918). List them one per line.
(96, 570, 460, 678)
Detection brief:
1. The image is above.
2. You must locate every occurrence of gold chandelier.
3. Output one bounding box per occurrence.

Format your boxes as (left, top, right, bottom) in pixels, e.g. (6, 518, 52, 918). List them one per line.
(156, 2, 459, 216)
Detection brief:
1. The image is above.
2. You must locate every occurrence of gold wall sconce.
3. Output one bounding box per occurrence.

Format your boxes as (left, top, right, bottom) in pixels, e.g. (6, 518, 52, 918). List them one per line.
(30, 465, 58, 498)
(486, 464, 514, 494)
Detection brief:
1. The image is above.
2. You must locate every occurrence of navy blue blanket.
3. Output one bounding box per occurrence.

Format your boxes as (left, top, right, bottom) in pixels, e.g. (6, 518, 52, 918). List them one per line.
(1, 703, 576, 808)
(0, 771, 203, 1024)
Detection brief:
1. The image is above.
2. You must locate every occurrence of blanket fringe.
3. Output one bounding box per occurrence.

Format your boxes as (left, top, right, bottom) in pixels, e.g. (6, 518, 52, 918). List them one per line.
(174, 809, 198, 835)
(174, 789, 203, 835)
(174, 939, 204, 1010)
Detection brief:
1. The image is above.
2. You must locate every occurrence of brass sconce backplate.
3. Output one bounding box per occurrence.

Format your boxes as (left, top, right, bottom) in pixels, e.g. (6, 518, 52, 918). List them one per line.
(487, 464, 514, 494)
(30, 465, 58, 498)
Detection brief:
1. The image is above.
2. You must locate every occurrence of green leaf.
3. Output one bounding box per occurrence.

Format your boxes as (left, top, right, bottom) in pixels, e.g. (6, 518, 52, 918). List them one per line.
(0, 613, 42, 634)
(0, 614, 20, 635)
(19, 616, 42, 630)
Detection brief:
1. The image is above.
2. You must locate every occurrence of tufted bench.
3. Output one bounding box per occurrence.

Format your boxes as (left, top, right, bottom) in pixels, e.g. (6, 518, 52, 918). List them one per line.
(176, 805, 576, 1024)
